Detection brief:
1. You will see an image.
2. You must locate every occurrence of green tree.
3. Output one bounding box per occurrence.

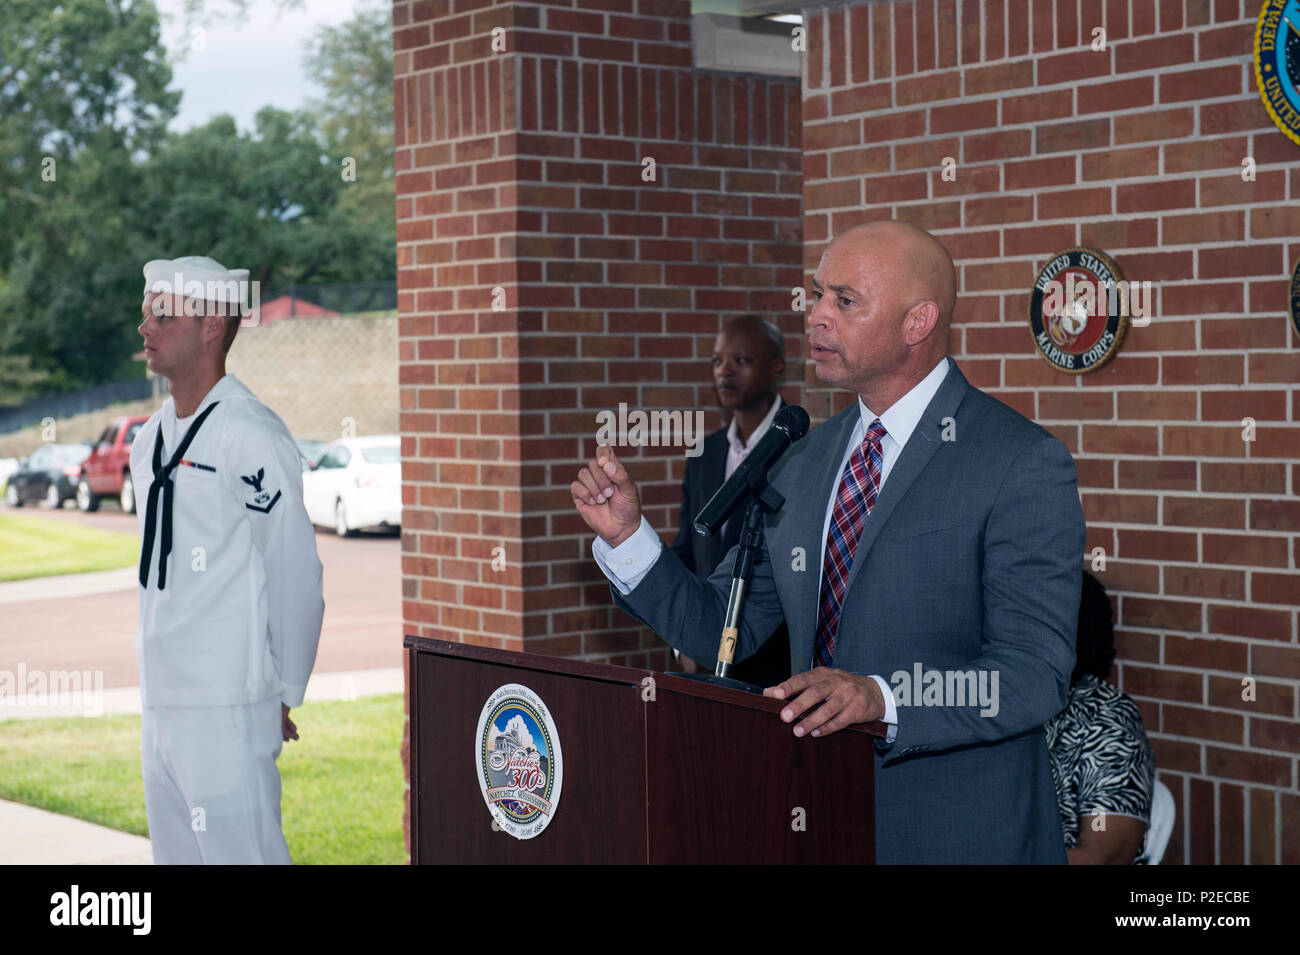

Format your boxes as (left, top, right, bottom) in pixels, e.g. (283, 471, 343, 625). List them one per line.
(301, 0, 395, 273)
(0, 0, 177, 266)
(0, 0, 178, 404)
(136, 106, 394, 288)
(0, 0, 396, 408)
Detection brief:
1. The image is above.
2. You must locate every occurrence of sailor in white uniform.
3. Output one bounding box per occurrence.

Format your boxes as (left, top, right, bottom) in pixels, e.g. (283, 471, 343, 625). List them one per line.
(131, 256, 324, 864)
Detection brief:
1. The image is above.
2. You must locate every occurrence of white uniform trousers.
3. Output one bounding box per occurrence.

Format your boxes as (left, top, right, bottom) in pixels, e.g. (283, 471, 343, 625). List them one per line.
(141, 696, 291, 864)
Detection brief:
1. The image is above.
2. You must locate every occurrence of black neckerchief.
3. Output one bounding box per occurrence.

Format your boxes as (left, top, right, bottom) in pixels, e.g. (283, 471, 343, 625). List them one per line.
(139, 401, 221, 590)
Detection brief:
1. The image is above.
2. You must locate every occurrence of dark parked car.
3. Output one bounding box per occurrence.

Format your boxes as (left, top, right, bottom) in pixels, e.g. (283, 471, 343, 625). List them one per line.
(4, 443, 92, 509)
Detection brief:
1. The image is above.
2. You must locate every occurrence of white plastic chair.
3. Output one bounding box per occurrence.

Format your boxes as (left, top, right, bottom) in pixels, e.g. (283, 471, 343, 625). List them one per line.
(1139, 779, 1175, 864)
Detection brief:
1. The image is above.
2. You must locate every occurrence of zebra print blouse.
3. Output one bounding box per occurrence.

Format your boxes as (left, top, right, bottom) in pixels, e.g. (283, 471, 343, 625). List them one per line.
(1044, 674, 1155, 863)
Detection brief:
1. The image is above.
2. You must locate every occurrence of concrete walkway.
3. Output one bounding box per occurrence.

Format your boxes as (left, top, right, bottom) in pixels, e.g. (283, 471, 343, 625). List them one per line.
(0, 567, 136, 605)
(0, 801, 154, 865)
(0, 667, 403, 719)
(0, 669, 404, 864)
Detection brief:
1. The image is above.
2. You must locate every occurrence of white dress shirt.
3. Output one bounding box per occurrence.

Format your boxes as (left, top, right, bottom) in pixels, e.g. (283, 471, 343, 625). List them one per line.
(593, 357, 953, 743)
(724, 394, 783, 479)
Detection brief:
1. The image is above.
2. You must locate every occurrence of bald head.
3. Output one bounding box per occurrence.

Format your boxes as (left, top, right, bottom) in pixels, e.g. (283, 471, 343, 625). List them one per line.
(808, 219, 959, 412)
(722, 313, 784, 362)
(831, 220, 957, 329)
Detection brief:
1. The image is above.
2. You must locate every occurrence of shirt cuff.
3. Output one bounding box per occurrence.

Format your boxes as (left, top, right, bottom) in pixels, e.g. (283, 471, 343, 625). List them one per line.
(869, 674, 898, 744)
(591, 516, 664, 595)
(281, 684, 307, 709)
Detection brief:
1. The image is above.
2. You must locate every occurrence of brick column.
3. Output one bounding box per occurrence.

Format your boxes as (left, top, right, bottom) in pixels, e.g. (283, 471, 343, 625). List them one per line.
(394, 0, 802, 857)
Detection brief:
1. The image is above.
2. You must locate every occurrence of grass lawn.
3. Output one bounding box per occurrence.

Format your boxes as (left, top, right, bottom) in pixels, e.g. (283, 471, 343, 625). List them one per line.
(0, 693, 406, 865)
(0, 512, 140, 582)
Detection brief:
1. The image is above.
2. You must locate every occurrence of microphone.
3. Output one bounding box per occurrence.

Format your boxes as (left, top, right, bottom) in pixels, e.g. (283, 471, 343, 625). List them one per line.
(693, 404, 810, 536)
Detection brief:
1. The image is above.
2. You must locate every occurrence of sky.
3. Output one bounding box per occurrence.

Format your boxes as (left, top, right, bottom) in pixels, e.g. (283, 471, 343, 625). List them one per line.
(154, 0, 368, 133)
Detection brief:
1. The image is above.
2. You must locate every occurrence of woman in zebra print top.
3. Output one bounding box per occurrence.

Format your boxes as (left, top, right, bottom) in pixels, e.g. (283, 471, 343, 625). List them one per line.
(1046, 571, 1156, 864)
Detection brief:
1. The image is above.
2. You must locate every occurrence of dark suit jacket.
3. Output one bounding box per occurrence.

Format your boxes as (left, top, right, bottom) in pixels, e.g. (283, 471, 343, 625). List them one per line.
(611, 358, 1084, 863)
(667, 426, 790, 687)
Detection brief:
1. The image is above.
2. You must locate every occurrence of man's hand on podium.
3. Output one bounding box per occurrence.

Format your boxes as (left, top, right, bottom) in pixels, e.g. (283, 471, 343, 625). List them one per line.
(572, 445, 643, 548)
(765, 668, 886, 738)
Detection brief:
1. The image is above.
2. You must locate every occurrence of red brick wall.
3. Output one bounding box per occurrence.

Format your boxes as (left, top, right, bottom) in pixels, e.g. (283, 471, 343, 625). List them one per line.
(394, 0, 802, 668)
(803, 0, 1299, 864)
(395, 1, 802, 856)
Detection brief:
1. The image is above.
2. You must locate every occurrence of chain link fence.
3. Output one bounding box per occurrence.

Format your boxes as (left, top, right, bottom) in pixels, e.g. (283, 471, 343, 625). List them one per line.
(261, 282, 398, 318)
(0, 292, 398, 461)
(227, 311, 398, 443)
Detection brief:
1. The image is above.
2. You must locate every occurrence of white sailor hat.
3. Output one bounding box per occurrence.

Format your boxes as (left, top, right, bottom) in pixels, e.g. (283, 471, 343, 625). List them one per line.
(142, 255, 251, 306)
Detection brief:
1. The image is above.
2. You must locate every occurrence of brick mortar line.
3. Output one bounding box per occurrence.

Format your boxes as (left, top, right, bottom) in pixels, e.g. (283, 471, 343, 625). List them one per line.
(1113, 616, 1294, 629)
(804, 109, 1268, 130)
(800, 170, 1289, 187)
(801, 199, 1279, 212)
(811, 81, 1257, 114)
(1119, 597, 1300, 609)
(1143, 735, 1300, 760)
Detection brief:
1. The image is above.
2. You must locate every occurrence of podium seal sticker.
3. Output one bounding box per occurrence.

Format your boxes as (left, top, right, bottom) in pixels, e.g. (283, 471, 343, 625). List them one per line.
(1028, 247, 1129, 374)
(1254, 0, 1300, 147)
(475, 683, 563, 839)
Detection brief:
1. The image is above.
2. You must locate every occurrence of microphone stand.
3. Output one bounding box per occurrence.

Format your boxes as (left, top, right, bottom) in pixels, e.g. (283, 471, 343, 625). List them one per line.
(679, 468, 786, 695)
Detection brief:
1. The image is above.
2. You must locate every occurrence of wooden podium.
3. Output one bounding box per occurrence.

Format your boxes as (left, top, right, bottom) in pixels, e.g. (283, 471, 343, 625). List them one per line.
(405, 636, 885, 864)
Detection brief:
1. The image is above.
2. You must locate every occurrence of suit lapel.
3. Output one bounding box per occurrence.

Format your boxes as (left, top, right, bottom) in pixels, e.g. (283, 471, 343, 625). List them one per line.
(708, 431, 728, 492)
(708, 434, 729, 562)
(839, 359, 971, 597)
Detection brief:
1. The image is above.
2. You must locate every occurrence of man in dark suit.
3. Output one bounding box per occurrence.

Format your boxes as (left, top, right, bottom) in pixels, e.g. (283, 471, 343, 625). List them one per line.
(667, 314, 790, 685)
(571, 220, 1084, 863)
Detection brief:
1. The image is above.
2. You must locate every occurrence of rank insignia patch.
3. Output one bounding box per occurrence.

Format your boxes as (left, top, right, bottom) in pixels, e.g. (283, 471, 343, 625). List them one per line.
(241, 467, 281, 514)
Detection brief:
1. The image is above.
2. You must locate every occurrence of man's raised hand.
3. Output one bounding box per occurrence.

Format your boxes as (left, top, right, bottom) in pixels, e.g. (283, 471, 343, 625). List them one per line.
(571, 445, 642, 547)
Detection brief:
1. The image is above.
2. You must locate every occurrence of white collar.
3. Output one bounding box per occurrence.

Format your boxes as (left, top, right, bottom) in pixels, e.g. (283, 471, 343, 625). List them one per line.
(727, 393, 783, 452)
(169, 373, 244, 423)
(858, 357, 950, 446)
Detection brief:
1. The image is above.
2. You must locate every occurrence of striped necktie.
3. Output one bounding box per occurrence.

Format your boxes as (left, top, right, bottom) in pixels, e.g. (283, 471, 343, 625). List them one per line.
(813, 419, 887, 668)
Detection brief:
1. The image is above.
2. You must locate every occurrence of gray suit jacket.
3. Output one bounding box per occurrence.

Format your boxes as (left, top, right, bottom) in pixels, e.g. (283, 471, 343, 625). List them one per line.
(612, 357, 1084, 863)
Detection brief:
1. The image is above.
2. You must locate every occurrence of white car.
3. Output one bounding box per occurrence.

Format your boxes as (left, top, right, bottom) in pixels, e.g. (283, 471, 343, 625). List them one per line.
(301, 436, 401, 536)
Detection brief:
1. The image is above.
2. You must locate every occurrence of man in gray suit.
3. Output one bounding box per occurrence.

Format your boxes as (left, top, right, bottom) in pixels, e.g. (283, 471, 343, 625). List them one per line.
(571, 220, 1084, 863)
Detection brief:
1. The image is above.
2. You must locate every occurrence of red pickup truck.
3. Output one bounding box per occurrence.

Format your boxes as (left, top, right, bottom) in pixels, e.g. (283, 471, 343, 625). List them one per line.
(77, 414, 151, 513)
